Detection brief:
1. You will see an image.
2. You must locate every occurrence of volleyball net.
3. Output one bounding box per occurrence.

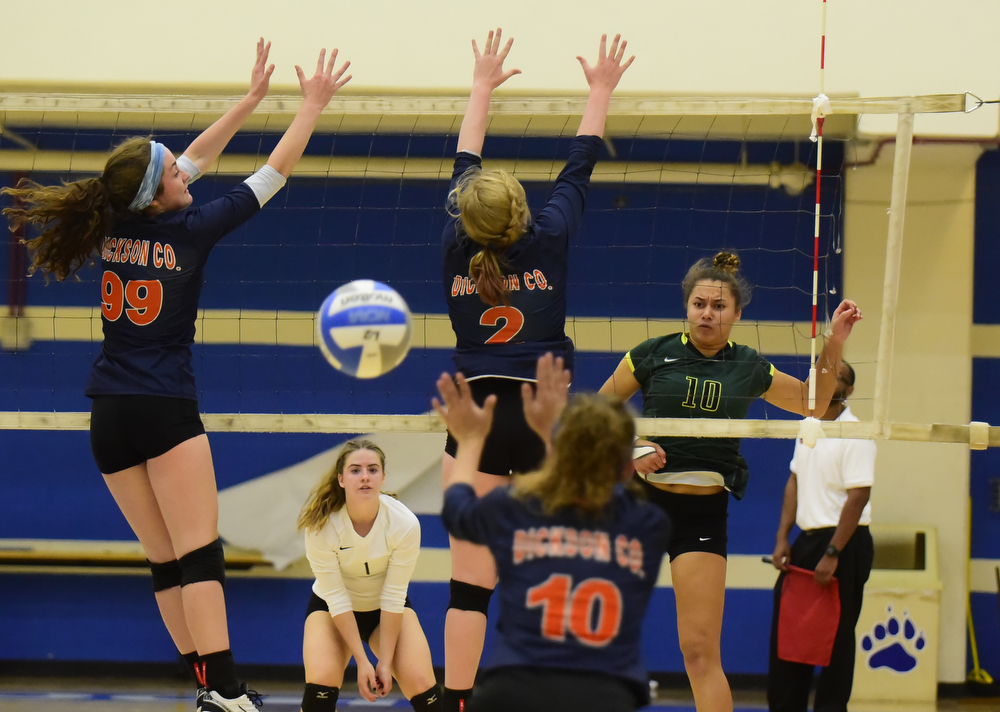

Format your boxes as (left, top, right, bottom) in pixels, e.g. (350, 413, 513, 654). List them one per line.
(0, 89, 995, 450)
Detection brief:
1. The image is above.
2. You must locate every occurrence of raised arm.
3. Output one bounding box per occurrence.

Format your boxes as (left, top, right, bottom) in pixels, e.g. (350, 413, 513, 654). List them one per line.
(520, 353, 571, 451)
(183, 38, 275, 172)
(763, 300, 863, 416)
(433, 372, 496, 489)
(576, 33, 635, 138)
(456, 28, 521, 155)
(266, 47, 352, 178)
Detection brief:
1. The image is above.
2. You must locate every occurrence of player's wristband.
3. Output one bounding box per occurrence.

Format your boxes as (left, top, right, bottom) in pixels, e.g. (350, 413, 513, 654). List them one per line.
(633, 445, 656, 460)
(176, 154, 202, 184)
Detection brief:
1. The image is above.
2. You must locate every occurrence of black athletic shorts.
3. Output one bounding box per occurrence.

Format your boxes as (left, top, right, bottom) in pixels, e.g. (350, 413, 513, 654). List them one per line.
(636, 477, 729, 561)
(305, 591, 413, 643)
(90, 395, 206, 475)
(468, 666, 646, 712)
(443, 377, 546, 477)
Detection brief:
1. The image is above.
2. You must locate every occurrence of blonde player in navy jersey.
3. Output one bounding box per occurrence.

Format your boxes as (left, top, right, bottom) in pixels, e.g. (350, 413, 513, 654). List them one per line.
(599, 252, 863, 712)
(298, 440, 441, 712)
(2, 40, 352, 712)
(433, 354, 669, 712)
(440, 30, 634, 712)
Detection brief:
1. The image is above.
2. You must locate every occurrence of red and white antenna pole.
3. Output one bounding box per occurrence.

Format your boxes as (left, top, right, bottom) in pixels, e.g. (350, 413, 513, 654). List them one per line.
(808, 0, 829, 414)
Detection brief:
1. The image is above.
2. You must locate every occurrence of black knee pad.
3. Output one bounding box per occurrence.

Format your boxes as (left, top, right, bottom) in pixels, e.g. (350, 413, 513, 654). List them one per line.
(302, 683, 339, 712)
(148, 559, 182, 592)
(448, 579, 493, 615)
(410, 684, 442, 711)
(179, 538, 226, 588)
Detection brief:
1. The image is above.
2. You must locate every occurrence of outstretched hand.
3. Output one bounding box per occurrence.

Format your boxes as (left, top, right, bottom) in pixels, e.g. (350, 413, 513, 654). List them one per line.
(577, 33, 635, 92)
(471, 27, 521, 91)
(433, 372, 496, 445)
(521, 353, 571, 444)
(296, 47, 352, 109)
(829, 299, 863, 344)
(248, 37, 275, 100)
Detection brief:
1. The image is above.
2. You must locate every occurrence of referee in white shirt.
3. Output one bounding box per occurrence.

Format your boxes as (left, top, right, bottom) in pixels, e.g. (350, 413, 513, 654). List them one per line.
(767, 362, 875, 712)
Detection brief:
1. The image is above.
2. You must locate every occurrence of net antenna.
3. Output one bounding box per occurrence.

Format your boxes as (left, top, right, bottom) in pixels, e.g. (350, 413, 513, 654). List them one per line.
(806, 0, 832, 417)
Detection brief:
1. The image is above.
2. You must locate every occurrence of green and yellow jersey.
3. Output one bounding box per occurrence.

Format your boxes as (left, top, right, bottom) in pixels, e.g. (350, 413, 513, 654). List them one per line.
(626, 332, 775, 499)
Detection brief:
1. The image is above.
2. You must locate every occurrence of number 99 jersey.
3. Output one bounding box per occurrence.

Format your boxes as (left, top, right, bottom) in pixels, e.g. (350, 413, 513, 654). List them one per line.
(442, 135, 603, 381)
(442, 482, 670, 702)
(85, 184, 261, 400)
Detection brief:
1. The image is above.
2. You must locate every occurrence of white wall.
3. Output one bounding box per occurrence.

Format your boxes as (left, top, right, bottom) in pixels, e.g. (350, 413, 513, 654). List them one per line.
(2, 0, 998, 137)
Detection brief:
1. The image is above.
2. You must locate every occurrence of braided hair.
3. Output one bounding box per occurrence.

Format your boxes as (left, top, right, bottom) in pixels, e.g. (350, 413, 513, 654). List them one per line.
(448, 168, 530, 306)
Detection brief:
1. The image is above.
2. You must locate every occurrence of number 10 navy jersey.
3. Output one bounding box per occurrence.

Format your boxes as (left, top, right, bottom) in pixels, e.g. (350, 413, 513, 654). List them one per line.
(443, 482, 670, 702)
(442, 135, 603, 381)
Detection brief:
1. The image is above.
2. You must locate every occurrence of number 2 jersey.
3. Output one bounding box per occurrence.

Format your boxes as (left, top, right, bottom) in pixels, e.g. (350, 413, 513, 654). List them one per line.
(442, 135, 603, 380)
(85, 175, 261, 401)
(442, 482, 669, 703)
(626, 332, 775, 499)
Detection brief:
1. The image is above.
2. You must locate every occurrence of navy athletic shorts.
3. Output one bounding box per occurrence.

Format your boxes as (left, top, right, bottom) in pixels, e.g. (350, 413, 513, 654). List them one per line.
(443, 377, 546, 477)
(468, 666, 645, 712)
(90, 395, 205, 475)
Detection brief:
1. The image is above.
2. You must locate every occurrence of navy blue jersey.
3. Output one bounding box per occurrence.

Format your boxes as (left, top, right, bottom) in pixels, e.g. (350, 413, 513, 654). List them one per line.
(443, 135, 603, 380)
(442, 482, 669, 699)
(85, 183, 260, 400)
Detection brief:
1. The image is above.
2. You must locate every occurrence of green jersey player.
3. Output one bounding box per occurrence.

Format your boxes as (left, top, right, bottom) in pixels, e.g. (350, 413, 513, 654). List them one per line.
(600, 251, 862, 712)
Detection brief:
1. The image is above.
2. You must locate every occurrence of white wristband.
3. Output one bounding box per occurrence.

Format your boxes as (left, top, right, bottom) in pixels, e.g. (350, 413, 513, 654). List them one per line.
(244, 165, 287, 207)
(633, 445, 656, 460)
(176, 154, 202, 184)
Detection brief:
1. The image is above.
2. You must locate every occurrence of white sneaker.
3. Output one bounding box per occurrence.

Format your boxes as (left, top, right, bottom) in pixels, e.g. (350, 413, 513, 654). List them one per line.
(200, 685, 263, 712)
(196, 686, 208, 712)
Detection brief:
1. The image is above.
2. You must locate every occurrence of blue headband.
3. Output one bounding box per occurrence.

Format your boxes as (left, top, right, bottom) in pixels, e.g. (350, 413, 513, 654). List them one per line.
(128, 141, 166, 212)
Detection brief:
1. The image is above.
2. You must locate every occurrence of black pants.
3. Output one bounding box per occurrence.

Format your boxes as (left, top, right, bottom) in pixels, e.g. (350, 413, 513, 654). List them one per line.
(767, 526, 874, 712)
(467, 667, 643, 712)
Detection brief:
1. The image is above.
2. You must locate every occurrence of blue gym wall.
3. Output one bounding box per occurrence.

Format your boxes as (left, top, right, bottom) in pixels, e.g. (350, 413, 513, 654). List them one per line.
(0, 130, 867, 675)
(970, 148, 1000, 677)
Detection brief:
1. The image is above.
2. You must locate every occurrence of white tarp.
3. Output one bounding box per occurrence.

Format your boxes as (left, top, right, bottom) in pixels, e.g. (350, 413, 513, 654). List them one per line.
(218, 431, 446, 569)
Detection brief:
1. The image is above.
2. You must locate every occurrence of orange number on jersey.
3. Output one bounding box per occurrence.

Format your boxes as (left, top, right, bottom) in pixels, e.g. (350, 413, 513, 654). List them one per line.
(526, 574, 622, 648)
(125, 280, 164, 326)
(102, 271, 163, 326)
(101, 271, 125, 322)
(526, 573, 571, 642)
(480, 305, 525, 344)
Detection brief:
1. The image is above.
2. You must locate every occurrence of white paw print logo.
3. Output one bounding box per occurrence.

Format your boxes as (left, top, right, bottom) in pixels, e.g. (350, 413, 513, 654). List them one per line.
(860, 605, 926, 673)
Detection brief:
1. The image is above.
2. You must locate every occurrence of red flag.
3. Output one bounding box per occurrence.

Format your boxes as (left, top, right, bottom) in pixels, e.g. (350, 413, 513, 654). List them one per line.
(777, 565, 840, 666)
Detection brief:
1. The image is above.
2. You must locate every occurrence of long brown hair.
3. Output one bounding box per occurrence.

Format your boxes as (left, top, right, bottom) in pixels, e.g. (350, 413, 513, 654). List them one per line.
(681, 250, 753, 310)
(1, 137, 154, 281)
(449, 168, 530, 306)
(297, 440, 388, 532)
(514, 394, 635, 518)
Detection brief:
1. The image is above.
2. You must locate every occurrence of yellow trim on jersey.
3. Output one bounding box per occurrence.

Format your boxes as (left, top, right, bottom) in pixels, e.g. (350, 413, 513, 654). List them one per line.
(680, 332, 734, 348)
(625, 351, 636, 373)
(769, 363, 776, 376)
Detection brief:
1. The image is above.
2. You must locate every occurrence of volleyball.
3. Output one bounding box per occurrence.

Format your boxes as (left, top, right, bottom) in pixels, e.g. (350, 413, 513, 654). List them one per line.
(317, 280, 412, 379)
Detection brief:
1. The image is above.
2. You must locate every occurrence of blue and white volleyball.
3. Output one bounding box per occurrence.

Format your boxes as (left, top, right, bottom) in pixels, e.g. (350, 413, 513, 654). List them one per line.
(317, 280, 412, 379)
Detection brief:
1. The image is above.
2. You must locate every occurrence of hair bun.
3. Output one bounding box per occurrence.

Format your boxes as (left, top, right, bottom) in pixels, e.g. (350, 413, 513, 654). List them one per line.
(713, 252, 740, 274)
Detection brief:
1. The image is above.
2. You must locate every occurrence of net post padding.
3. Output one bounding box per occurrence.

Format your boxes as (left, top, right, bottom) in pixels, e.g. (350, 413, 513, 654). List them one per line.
(872, 111, 914, 427)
